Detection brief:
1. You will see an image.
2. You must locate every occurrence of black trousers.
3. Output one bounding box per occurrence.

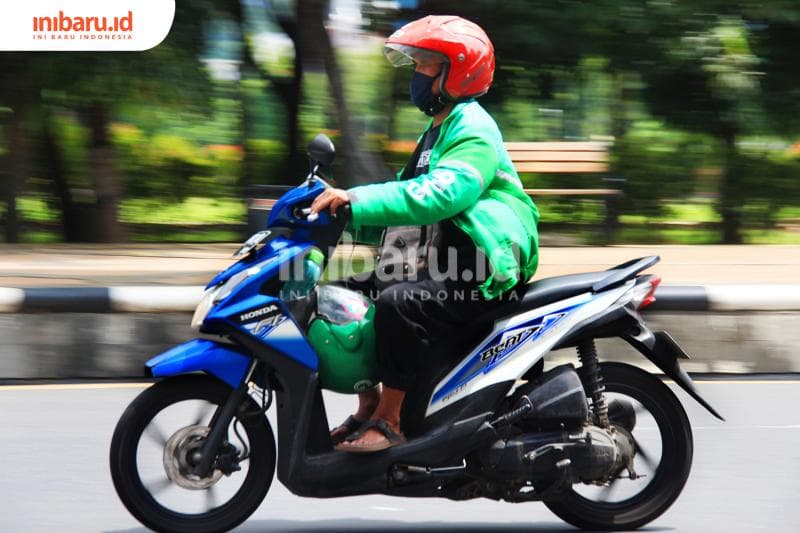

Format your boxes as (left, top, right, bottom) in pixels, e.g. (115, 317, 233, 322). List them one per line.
(340, 270, 518, 391)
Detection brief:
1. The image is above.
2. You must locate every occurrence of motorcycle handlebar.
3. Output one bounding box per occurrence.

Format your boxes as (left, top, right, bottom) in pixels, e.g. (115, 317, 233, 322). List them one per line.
(299, 203, 351, 223)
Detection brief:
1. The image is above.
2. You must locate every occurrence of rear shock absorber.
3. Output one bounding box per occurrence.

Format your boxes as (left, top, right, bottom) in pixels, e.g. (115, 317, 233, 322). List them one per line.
(577, 340, 610, 429)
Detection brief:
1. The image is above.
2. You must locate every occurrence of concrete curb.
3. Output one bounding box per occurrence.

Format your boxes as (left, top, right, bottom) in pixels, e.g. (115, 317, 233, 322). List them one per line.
(0, 284, 799, 313)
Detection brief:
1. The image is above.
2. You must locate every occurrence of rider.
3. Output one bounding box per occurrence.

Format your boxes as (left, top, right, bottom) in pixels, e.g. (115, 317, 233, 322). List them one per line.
(311, 15, 540, 452)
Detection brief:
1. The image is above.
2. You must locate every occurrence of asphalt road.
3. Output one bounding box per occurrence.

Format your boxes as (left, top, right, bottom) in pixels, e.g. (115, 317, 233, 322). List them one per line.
(0, 379, 798, 532)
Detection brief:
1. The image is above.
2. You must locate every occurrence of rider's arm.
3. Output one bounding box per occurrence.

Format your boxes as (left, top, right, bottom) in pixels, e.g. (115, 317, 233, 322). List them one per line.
(346, 135, 498, 227)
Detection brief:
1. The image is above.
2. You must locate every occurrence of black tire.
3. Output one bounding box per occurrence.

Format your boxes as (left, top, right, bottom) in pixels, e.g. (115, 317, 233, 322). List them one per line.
(109, 375, 276, 533)
(544, 362, 693, 531)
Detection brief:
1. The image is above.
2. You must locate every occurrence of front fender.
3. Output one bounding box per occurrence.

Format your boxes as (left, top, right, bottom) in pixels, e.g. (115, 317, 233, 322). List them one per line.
(145, 339, 252, 388)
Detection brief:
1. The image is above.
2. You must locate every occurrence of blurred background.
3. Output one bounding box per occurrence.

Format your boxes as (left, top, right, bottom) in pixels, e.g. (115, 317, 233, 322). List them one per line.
(2, 0, 800, 246)
(1, 6, 799, 530)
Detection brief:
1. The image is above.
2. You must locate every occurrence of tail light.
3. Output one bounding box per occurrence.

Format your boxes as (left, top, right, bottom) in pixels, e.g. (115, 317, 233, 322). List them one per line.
(635, 276, 661, 309)
(615, 276, 662, 310)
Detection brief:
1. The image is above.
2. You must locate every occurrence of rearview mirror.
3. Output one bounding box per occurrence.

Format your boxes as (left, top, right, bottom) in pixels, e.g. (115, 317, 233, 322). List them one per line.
(307, 133, 335, 168)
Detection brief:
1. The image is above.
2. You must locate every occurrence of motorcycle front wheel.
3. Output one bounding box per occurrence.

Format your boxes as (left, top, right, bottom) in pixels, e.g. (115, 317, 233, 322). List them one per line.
(544, 362, 694, 531)
(109, 374, 276, 533)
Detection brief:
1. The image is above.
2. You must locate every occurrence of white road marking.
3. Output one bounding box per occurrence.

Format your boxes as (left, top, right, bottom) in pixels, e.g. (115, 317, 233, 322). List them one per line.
(369, 506, 402, 512)
(0, 383, 150, 391)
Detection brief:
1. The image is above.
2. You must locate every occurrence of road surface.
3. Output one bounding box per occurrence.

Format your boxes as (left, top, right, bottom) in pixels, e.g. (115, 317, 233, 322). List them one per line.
(0, 378, 797, 532)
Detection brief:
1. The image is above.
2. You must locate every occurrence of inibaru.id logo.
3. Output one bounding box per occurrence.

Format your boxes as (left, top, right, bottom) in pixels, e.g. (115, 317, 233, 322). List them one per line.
(32, 10, 134, 40)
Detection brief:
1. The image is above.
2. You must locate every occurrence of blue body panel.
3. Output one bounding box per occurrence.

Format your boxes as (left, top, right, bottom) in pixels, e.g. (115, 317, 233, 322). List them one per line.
(268, 179, 329, 229)
(206, 235, 298, 289)
(209, 292, 319, 371)
(149, 181, 327, 382)
(205, 243, 308, 315)
(146, 339, 252, 388)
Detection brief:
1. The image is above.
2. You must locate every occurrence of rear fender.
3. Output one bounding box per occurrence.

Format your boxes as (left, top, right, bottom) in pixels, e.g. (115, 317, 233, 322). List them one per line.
(145, 339, 252, 388)
(623, 320, 725, 421)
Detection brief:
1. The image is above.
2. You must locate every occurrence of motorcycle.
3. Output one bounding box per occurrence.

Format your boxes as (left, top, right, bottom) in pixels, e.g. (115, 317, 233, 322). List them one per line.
(110, 134, 723, 532)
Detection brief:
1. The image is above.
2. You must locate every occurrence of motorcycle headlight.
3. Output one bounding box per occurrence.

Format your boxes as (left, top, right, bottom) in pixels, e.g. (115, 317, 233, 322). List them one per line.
(215, 265, 260, 303)
(191, 285, 222, 329)
(192, 259, 277, 329)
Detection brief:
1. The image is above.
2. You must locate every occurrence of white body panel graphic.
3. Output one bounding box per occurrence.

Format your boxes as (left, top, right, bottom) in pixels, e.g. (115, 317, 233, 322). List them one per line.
(425, 282, 633, 416)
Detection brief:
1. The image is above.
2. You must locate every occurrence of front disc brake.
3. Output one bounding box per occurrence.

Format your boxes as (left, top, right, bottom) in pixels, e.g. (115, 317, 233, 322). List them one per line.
(163, 425, 224, 490)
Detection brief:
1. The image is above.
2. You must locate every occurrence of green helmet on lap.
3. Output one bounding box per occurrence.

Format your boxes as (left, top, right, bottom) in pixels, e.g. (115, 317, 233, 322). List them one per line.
(307, 285, 377, 394)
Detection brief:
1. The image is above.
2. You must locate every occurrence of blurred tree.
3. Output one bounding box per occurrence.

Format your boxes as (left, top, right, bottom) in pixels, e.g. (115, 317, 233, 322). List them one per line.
(225, 0, 385, 186)
(641, 19, 750, 242)
(637, 6, 800, 242)
(8, 2, 214, 242)
(378, 0, 589, 110)
(575, 0, 800, 241)
(223, 0, 306, 179)
(746, 4, 800, 135)
(376, 1, 800, 242)
(0, 54, 40, 242)
(298, 0, 386, 185)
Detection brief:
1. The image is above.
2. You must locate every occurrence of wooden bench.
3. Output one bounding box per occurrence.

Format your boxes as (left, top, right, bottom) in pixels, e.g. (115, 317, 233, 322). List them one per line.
(507, 141, 622, 241)
(248, 141, 623, 240)
(388, 140, 622, 241)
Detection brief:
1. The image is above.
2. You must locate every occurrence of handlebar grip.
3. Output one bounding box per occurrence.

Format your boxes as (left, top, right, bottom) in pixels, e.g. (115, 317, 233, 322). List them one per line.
(335, 203, 352, 221)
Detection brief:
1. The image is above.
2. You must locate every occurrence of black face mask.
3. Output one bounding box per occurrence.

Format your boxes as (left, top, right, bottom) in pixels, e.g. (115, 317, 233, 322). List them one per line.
(409, 70, 447, 116)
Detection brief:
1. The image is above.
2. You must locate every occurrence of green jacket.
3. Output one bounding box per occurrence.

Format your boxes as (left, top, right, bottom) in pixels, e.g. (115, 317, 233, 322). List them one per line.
(348, 100, 540, 299)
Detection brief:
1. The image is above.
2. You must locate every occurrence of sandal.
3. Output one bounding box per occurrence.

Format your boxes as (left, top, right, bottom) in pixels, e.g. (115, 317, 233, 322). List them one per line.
(330, 415, 365, 444)
(335, 419, 406, 453)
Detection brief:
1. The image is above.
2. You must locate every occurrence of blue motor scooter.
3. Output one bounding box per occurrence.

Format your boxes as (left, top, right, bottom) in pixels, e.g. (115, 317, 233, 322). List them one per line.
(110, 134, 722, 533)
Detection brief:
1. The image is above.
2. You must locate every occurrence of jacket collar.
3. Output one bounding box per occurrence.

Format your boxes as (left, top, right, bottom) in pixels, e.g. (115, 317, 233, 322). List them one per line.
(426, 99, 475, 132)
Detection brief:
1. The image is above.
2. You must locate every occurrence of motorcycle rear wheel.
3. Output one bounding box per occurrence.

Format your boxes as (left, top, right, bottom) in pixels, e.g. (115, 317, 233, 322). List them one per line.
(544, 362, 693, 531)
(109, 374, 275, 533)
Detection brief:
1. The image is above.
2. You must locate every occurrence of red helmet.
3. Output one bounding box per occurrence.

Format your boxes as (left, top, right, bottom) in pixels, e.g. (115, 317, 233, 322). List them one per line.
(384, 15, 495, 100)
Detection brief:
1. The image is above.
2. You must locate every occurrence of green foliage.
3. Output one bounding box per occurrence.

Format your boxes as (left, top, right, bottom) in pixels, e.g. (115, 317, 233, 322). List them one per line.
(242, 139, 287, 186)
(52, 112, 91, 193)
(299, 71, 331, 138)
(611, 122, 713, 216)
(112, 124, 212, 199)
(337, 46, 395, 142)
(17, 197, 58, 223)
(130, 230, 243, 243)
(119, 197, 245, 224)
(750, 20, 800, 136)
(3, 0, 800, 244)
(720, 148, 800, 226)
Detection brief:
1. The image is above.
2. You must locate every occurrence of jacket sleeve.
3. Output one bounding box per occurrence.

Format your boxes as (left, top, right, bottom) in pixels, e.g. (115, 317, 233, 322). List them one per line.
(347, 135, 497, 227)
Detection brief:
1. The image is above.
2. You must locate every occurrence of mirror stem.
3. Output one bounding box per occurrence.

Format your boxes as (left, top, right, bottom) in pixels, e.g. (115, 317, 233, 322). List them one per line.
(308, 163, 320, 186)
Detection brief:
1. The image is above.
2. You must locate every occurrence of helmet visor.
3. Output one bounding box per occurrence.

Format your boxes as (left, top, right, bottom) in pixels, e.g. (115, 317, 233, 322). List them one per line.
(383, 43, 447, 67)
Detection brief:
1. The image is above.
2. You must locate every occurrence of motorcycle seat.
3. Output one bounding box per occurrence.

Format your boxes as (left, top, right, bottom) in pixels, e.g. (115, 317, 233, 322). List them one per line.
(474, 271, 608, 326)
(473, 256, 661, 326)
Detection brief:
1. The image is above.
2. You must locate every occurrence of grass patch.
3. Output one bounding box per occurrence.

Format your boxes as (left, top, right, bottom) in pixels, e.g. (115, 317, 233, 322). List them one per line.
(129, 229, 242, 243)
(666, 201, 720, 222)
(119, 197, 246, 225)
(744, 229, 800, 244)
(777, 206, 800, 219)
(20, 230, 61, 244)
(603, 227, 723, 245)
